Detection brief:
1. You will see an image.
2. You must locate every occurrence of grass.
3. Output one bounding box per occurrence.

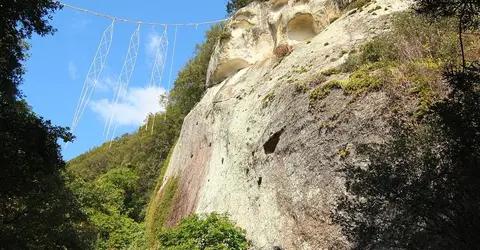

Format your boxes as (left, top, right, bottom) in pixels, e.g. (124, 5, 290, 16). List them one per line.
(262, 91, 275, 109)
(321, 67, 343, 77)
(342, 66, 384, 95)
(307, 12, 477, 118)
(145, 142, 178, 247)
(294, 81, 309, 94)
(310, 80, 343, 101)
(146, 177, 179, 247)
(343, 0, 372, 11)
(339, 146, 351, 159)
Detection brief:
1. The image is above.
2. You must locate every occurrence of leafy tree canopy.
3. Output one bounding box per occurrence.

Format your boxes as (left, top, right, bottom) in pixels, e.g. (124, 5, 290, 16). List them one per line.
(0, 0, 94, 248)
(158, 213, 248, 250)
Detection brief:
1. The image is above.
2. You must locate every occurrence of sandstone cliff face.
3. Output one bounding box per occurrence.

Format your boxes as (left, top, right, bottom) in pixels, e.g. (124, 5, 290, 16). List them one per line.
(159, 0, 412, 249)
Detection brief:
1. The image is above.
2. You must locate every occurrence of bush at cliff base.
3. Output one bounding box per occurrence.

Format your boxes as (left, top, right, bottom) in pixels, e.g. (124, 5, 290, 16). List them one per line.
(158, 213, 248, 250)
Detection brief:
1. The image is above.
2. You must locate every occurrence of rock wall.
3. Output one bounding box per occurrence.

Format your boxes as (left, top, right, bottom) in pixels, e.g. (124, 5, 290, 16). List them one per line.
(159, 0, 412, 249)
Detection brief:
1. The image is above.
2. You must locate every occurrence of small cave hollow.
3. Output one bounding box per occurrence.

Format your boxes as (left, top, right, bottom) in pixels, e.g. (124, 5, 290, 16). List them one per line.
(287, 13, 318, 41)
(272, 0, 288, 11)
(257, 177, 263, 187)
(232, 20, 255, 30)
(232, 12, 255, 29)
(214, 59, 249, 83)
(263, 128, 284, 154)
(293, 0, 307, 6)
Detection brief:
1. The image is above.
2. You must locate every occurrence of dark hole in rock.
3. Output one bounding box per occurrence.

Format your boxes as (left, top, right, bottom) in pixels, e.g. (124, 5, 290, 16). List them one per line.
(246, 168, 250, 175)
(273, 246, 283, 250)
(209, 142, 212, 147)
(190, 154, 194, 158)
(263, 128, 284, 154)
(252, 151, 255, 157)
(257, 177, 263, 186)
(222, 158, 224, 164)
(247, 127, 250, 132)
(214, 59, 249, 83)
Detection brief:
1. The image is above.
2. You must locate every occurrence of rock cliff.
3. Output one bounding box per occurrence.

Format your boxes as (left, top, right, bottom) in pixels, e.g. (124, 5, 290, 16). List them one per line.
(157, 0, 412, 249)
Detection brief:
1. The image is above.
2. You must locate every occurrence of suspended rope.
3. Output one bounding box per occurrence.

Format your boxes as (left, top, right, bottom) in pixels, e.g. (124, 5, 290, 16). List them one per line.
(145, 27, 169, 132)
(151, 25, 178, 135)
(67, 20, 114, 148)
(58, 1, 227, 27)
(104, 24, 141, 146)
(64, 1, 220, 147)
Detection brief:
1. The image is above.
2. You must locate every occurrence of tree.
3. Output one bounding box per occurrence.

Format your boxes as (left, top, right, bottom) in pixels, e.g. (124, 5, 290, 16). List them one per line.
(0, 0, 61, 103)
(333, 59, 480, 250)
(226, 0, 266, 15)
(158, 213, 247, 250)
(415, 0, 480, 69)
(0, 0, 94, 248)
(0, 101, 94, 249)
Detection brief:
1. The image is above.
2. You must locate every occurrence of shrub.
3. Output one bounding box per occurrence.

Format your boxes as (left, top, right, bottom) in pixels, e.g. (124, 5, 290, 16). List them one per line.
(158, 213, 248, 250)
(274, 44, 293, 57)
(262, 91, 276, 108)
(310, 80, 343, 101)
(342, 0, 372, 11)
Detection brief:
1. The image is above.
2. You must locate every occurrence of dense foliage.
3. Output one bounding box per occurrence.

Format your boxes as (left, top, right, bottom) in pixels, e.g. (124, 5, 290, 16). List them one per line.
(334, 1, 480, 249)
(158, 213, 248, 250)
(0, 0, 61, 103)
(0, 0, 94, 248)
(66, 24, 225, 248)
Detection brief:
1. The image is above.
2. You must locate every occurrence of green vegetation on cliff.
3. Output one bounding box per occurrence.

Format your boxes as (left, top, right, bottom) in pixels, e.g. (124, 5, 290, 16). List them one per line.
(66, 23, 226, 248)
(333, 1, 480, 249)
(158, 213, 247, 249)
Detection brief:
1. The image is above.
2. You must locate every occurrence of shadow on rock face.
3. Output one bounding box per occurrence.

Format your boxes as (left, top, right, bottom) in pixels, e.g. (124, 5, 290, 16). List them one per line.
(214, 58, 250, 84)
(287, 13, 318, 41)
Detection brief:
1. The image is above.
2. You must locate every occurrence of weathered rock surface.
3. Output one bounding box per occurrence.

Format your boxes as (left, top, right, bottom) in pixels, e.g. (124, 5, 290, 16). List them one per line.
(160, 0, 412, 249)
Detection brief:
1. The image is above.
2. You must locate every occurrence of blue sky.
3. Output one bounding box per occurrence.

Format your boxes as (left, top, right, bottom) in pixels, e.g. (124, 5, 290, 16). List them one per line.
(22, 0, 227, 160)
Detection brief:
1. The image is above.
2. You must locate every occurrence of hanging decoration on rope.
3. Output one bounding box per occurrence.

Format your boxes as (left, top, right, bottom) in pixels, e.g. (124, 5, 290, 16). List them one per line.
(62, 1, 227, 146)
(145, 27, 169, 132)
(69, 20, 114, 145)
(151, 26, 179, 134)
(104, 24, 141, 145)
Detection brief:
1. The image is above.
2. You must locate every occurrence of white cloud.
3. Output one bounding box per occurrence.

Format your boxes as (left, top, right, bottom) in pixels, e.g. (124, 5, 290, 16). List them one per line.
(146, 31, 162, 56)
(90, 86, 166, 127)
(68, 60, 77, 80)
(95, 75, 117, 93)
(145, 31, 168, 66)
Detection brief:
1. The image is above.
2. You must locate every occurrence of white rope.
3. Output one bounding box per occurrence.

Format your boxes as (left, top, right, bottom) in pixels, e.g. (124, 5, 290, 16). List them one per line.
(151, 26, 178, 134)
(145, 27, 169, 132)
(58, 2, 227, 27)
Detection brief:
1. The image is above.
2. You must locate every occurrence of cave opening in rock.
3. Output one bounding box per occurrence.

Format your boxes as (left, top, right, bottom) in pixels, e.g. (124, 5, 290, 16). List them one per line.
(287, 13, 318, 41)
(232, 20, 254, 29)
(214, 59, 249, 83)
(263, 128, 284, 154)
